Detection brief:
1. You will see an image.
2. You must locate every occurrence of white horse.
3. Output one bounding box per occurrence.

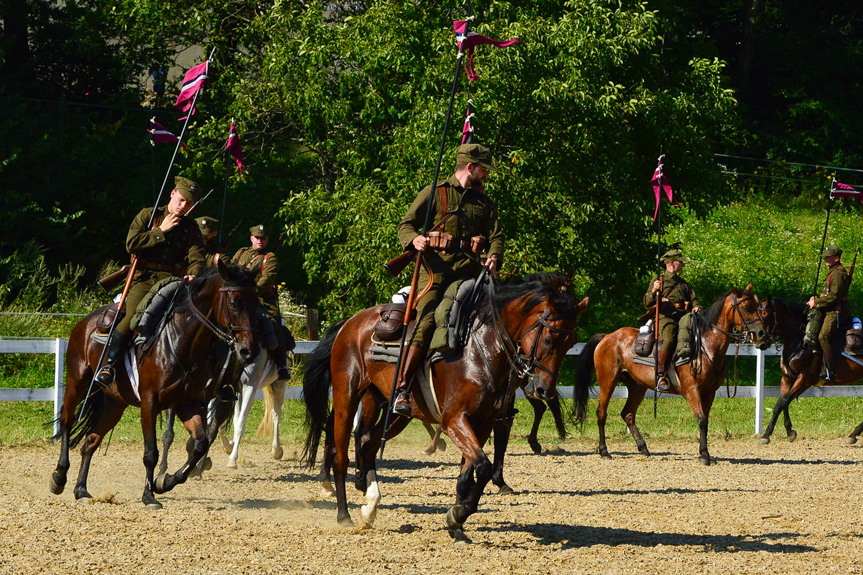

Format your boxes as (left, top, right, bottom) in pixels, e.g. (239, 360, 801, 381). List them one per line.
(216, 348, 287, 468)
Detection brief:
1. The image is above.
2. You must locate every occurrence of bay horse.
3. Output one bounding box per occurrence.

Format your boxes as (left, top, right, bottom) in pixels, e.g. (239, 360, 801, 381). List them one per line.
(49, 259, 260, 509)
(760, 298, 863, 444)
(574, 284, 774, 465)
(302, 273, 588, 537)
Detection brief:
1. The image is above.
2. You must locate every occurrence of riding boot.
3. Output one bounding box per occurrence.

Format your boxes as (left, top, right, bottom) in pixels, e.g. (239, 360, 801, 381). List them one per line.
(391, 346, 425, 418)
(94, 332, 129, 387)
(804, 308, 823, 349)
(676, 315, 693, 361)
(820, 348, 836, 383)
(656, 349, 673, 393)
(275, 348, 291, 382)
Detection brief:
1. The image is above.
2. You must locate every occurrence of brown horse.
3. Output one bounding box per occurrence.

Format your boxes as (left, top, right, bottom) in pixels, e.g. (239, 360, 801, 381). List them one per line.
(574, 285, 774, 465)
(302, 273, 588, 537)
(49, 260, 260, 509)
(760, 298, 863, 444)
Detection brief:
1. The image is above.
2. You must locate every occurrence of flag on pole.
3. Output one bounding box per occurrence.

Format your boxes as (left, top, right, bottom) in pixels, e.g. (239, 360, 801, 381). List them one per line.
(652, 158, 673, 221)
(226, 121, 244, 174)
(175, 61, 208, 115)
(831, 180, 862, 204)
(148, 117, 188, 152)
(461, 102, 474, 144)
(453, 20, 520, 82)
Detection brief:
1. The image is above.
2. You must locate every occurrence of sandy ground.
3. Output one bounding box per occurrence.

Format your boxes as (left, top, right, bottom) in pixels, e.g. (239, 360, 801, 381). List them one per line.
(2, 432, 863, 574)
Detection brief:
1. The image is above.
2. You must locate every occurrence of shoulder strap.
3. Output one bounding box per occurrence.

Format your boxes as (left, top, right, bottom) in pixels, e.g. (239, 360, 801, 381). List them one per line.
(261, 253, 269, 276)
(438, 184, 448, 216)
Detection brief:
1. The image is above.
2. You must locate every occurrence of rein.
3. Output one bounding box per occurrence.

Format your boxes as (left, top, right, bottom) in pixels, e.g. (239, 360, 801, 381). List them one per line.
(184, 280, 256, 350)
(706, 291, 769, 397)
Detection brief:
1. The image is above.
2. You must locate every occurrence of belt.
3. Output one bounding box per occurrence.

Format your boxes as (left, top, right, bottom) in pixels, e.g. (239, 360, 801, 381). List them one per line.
(141, 261, 185, 275)
(444, 239, 474, 254)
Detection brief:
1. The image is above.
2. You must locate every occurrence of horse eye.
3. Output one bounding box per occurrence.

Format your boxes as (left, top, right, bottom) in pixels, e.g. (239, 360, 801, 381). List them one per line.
(229, 299, 240, 311)
(543, 336, 553, 347)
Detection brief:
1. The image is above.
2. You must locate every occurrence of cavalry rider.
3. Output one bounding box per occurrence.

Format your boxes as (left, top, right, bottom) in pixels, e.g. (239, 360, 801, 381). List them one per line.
(195, 217, 221, 266)
(391, 143, 505, 418)
(643, 248, 702, 393)
(231, 224, 291, 382)
(95, 176, 206, 386)
(804, 245, 850, 382)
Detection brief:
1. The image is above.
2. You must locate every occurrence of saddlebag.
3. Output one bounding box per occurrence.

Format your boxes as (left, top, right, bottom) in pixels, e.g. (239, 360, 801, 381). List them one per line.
(374, 303, 406, 342)
(633, 330, 655, 357)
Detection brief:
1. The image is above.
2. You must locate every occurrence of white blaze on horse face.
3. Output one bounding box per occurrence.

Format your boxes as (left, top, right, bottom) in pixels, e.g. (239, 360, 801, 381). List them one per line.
(359, 469, 381, 527)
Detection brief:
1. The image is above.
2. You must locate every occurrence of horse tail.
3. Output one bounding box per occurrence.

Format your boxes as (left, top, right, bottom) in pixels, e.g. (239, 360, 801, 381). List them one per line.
(60, 389, 104, 448)
(302, 319, 348, 469)
(571, 333, 605, 428)
(255, 384, 276, 439)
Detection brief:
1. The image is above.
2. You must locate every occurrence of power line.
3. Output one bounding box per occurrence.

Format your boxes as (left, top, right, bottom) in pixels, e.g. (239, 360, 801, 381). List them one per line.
(715, 153, 863, 175)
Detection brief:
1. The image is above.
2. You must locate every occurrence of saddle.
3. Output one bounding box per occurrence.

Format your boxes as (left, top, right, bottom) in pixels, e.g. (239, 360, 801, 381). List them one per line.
(844, 318, 863, 355)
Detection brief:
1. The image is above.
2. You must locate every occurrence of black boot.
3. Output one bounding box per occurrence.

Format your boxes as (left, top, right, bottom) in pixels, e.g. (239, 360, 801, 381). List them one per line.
(392, 346, 425, 418)
(820, 349, 836, 383)
(219, 384, 239, 402)
(656, 350, 673, 393)
(94, 332, 129, 387)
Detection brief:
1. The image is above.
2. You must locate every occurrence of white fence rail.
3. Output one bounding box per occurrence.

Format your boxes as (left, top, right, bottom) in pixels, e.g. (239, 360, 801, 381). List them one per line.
(1, 339, 860, 435)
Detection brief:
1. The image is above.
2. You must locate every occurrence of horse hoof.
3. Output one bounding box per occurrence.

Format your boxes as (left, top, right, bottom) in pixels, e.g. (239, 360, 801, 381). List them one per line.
(600, 453, 612, 460)
(320, 480, 336, 496)
(272, 446, 284, 460)
(528, 441, 542, 455)
(846, 436, 858, 445)
(359, 506, 377, 527)
(202, 457, 213, 471)
(699, 457, 712, 466)
(227, 459, 238, 470)
(144, 501, 163, 511)
(449, 528, 471, 544)
(759, 437, 771, 445)
(497, 484, 515, 496)
(787, 431, 797, 443)
(337, 516, 354, 529)
(76, 496, 94, 505)
(154, 474, 168, 493)
(436, 440, 446, 452)
(49, 475, 65, 495)
(223, 442, 234, 455)
(446, 506, 465, 531)
(421, 446, 435, 455)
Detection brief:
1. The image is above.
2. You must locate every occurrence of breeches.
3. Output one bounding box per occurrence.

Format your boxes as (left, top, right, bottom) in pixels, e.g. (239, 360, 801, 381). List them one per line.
(807, 309, 840, 351)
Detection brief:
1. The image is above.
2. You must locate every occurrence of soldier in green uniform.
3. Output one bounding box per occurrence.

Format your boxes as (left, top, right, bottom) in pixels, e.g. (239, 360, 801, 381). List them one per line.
(95, 176, 206, 386)
(231, 224, 291, 381)
(391, 143, 505, 417)
(804, 246, 850, 382)
(195, 217, 221, 266)
(643, 248, 702, 393)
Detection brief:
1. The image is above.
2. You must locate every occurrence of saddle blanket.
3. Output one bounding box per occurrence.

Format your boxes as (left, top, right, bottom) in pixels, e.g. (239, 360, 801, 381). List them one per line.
(631, 355, 690, 368)
(367, 340, 442, 422)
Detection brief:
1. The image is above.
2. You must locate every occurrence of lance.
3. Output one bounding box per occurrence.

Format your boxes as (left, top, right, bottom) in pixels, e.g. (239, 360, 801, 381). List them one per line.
(653, 151, 664, 418)
(812, 178, 837, 297)
(219, 118, 234, 245)
(379, 6, 475, 460)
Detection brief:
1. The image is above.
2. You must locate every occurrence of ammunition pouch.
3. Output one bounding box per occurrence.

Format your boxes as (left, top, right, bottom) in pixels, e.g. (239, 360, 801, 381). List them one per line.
(470, 235, 487, 255)
(375, 304, 406, 342)
(428, 231, 453, 251)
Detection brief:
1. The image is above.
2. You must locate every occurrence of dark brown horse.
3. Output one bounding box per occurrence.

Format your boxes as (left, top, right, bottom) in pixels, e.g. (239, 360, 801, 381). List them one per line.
(574, 285, 774, 465)
(302, 273, 588, 537)
(49, 260, 259, 508)
(760, 299, 863, 444)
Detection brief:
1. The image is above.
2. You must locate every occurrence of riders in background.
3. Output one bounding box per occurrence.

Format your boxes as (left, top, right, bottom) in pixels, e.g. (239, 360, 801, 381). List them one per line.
(196, 217, 221, 266)
(231, 224, 291, 383)
(804, 245, 850, 382)
(391, 143, 505, 418)
(95, 177, 205, 387)
(643, 248, 702, 393)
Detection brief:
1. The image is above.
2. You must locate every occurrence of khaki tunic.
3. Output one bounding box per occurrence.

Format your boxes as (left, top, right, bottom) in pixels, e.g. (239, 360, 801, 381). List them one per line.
(116, 206, 205, 336)
(202, 239, 222, 267)
(232, 247, 280, 317)
(809, 262, 851, 349)
(643, 271, 701, 354)
(398, 175, 504, 349)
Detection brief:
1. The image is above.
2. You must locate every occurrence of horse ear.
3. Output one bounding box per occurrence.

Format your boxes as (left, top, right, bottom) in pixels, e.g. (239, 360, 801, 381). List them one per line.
(576, 296, 589, 315)
(217, 255, 230, 280)
(745, 282, 754, 293)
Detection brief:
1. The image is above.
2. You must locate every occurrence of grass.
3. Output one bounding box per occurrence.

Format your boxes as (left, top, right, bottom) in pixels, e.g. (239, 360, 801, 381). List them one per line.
(4, 396, 863, 448)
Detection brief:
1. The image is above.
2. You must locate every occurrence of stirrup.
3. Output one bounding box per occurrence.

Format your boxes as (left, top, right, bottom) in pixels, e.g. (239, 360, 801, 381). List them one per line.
(391, 393, 412, 418)
(277, 366, 291, 382)
(656, 376, 672, 393)
(219, 386, 238, 402)
(94, 365, 115, 387)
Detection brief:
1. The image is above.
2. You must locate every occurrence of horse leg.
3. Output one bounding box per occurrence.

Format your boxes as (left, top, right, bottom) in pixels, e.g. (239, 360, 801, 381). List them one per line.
(227, 383, 256, 469)
(761, 374, 803, 444)
(526, 395, 546, 454)
(490, 407, 517, 495)
(442, 415, 494, 537)
(422, 422, 446, 454)
(50, 371, 91, 495)
(154, 401, 210, 496)
(318, 412, 336, 496)
(157, 409, 176, 477)
(847, 420, 863, 445)
(270, 380, 286, 460)
(760, 394, 791, 445)
(684, 390, 714, 465)
(782, 403, 797, 443)
(596, 378, 614, 460)
(73, 396, 127, 502)
(620, 378, 649, 455)
(331, 372, 359, 527)
(547, 394, 568, 441)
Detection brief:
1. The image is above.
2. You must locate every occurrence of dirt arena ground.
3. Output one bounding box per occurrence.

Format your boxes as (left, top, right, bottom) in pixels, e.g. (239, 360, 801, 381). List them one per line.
(2, 433, 863, 574)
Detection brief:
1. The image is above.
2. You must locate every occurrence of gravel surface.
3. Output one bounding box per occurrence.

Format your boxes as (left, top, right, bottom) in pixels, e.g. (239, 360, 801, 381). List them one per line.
(2, 434, 863, 574)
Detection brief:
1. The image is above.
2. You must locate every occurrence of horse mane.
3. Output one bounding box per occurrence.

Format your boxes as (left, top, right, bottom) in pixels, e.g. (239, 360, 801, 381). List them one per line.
(691, 291, 731, 332)
(478, 272, 579, 322)
(173, 264, 256, 313)
(771, 297, 808, 353)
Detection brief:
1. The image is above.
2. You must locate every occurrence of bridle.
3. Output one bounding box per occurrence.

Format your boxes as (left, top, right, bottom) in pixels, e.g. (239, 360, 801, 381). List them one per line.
(710, 291, 771, 344)
(185, 280, 257, 350)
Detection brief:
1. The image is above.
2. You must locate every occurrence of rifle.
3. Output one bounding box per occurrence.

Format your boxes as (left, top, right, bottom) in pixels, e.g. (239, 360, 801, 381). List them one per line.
(220, 219, 242, 251)
(96, 189, 214, 293)
(385, 247, 418, 277)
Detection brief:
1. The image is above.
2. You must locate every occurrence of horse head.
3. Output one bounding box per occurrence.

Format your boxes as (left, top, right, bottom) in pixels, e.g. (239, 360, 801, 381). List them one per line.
(212, 258, 261, 363)
(727, 283, 774, 350)
(496, 273, 589, 401)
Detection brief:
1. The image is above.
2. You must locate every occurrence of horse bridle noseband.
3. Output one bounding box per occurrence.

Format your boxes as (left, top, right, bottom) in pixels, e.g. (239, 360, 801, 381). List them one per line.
(710, 291, 770, 343)
(185, 281, 257, 348)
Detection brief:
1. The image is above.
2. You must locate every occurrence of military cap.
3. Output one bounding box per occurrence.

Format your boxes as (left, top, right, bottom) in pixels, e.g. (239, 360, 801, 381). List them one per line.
(250, 224, 269, 238)
(195, 217, 219, 235)
(456, 143, 498, 173)
(822, 246, 843, 258)
(174, 176, 201, 202)
(660, 248, 689, 264)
